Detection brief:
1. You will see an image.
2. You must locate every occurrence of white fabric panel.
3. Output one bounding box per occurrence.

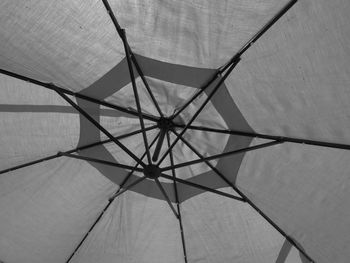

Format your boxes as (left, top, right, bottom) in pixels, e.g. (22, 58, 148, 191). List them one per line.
(111, 0, 289, 68)
(181, 188, 305, 263)
(237, 140, 350, 263)
(0, 0, 124, 91)
(0, 157, 116, 263)
(227, 0, 350, 144)
(0, 74, 79, 171)
(70, 190, 184, 263)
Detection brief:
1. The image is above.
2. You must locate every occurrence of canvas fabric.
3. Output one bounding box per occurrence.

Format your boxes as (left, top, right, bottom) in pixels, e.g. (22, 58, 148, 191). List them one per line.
(0, 0, 349, 262)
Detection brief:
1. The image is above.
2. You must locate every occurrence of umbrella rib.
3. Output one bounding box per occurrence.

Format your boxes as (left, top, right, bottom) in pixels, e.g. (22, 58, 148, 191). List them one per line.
(59, 153, 144, 172)
(170, 55, 237, 121)
(171, 0, 297, 120)
(166, 131, 189, 263)
(155, 178, 180, 219)
(65, 131, 160, 262)
(4, 0, 313, 261)
(121, 29, 152, 164)
(0, 68, 158, 122)
(65, 195, 115, 263)
(101, 0, 123, 38)
(65, 177, 146, 263)
(177, 124, 350, 151)
(159, 176, 316, 262)
(53, 87, 146, 167)
(220, 0, 298, 73)
(170, 129, 245, 202)
(109, 176, 147, 199)
(170, 69, 221, 120)
(101, 0, 164, 118)
(157, 58, 241, 166)
(0, 125, 157, 176)
(172, 130, 315, 262)
(108, 130, 161, 201)
(131, 54, 165, 118)
(161, 140, 282, 172)
(159, 173, 245, 202)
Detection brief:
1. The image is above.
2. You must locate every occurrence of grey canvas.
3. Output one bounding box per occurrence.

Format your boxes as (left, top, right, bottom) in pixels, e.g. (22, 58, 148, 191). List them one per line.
(0, 0, 349, 263)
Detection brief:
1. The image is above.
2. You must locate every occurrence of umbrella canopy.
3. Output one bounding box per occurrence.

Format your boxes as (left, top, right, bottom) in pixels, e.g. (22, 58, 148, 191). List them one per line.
(0, 0, 350, 262)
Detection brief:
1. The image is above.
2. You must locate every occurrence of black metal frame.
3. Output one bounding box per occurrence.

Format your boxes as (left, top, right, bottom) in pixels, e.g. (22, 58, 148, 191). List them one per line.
(53, 87, 147, 167)
(175, 124, 350, 151)
(0, 125, 157, 175)
(65, 131, 161, 263)
(160, 140, 283, 172)
(170, 129, 246, 202)
(156, 57, 241, 166)
(166, 132, 188, 263)
(0, 68, 158, 123)
(1, 0, 327, 262)
(120, 29, 153, 164)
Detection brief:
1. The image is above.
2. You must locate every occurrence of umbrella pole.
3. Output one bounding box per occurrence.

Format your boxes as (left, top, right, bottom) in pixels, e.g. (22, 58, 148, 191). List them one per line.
(152, 128, 167, 162)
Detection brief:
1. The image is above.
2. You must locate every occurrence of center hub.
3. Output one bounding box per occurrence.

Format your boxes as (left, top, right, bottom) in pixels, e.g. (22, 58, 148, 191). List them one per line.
(143, 164, 162, 179)
(158, 117, 174, 130)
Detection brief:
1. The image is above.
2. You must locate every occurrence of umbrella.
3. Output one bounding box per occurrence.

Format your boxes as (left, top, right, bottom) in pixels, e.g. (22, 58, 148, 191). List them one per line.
(0, 0, 349, 262)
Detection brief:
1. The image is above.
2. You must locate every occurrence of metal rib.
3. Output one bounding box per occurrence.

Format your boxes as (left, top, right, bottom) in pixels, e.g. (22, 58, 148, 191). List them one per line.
(0, 126, 157, 175)
(155, 178, 179, 219)
(161, 141, 282, 172)
(121, 29, 152, 164)
(157, 58, 241, 166)
(177, 124, 350, 151)
(53, 87, 146, 167)
(171, 129, 244, 202)
(0, 68, 158, 122)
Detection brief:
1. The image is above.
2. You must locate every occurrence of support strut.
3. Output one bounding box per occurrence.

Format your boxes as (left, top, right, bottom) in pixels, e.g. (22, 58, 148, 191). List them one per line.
(0, 68, 158, 122)
(53, 87, 146, 167)
(177, 124, 350, 151)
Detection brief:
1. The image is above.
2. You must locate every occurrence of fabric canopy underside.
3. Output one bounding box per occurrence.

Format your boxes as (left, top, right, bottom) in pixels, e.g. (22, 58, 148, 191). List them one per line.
(0, 0, 350, 263)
